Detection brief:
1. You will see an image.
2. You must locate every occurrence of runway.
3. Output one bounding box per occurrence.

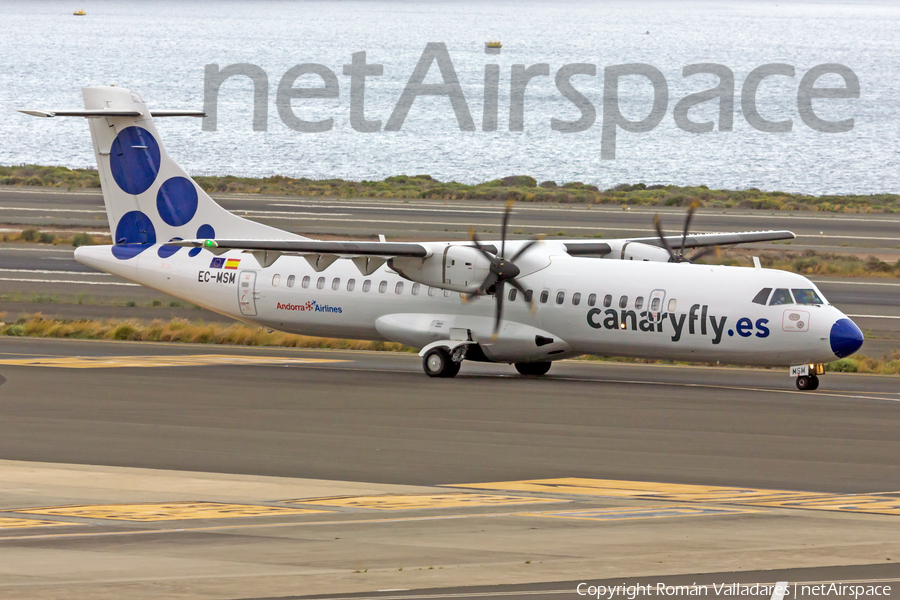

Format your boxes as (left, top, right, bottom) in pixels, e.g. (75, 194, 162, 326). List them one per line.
(0, 337, 897, 599)
(2, 187, 899, 258)
(0, 337, 897, 490)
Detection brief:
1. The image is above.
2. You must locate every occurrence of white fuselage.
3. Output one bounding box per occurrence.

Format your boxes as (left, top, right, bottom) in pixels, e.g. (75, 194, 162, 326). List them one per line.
(76, 240, 849, 367)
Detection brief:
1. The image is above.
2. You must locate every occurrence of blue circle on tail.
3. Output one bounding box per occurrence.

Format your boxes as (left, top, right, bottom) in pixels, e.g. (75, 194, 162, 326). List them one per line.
(109, 126, 161, 195)
(156, 177, 198, 227)
(112, 210, 156, 260)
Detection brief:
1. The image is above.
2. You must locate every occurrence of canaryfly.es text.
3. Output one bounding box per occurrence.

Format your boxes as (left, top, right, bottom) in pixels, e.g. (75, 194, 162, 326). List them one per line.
(585, 303, 770, 344)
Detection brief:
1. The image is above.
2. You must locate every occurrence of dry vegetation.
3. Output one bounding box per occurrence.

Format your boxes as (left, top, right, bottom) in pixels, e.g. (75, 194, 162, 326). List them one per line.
(1, 314, 897, 375)
(3, 165, 900, 213)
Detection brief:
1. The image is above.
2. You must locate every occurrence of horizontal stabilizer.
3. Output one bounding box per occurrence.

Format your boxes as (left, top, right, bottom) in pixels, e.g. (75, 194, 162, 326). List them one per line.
(17, 109, 204, 118)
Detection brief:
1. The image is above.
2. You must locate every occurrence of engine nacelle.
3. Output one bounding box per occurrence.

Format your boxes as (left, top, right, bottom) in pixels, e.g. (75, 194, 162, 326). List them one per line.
(389, 244, 492, 293)
(604, 241, 673, 262)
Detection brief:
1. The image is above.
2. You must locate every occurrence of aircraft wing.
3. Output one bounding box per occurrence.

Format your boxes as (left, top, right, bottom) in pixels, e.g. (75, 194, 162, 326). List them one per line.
(627, 229, 795, 248)
(562, 229, 795, 256)
(171, 238, 431, 272)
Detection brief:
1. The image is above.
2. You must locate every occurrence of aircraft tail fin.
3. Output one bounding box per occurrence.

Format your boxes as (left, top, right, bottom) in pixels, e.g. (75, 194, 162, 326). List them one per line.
(20, 86, 304, 258)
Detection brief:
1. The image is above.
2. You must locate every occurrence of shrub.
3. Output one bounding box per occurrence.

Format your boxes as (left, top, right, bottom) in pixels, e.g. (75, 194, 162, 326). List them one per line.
(20, 228, 38, 242)
(72, 232, 94, 247)
(38, 232, 55, 244)
(500, 175, 537, 187)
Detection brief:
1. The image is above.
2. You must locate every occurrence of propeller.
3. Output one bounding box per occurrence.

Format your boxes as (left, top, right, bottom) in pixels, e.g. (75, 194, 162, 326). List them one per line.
(652, 201, 721, 263)
(465, 200, 543, 337)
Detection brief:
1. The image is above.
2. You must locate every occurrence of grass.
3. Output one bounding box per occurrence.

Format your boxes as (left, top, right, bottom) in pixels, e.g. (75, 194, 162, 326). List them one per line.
(0, 227, 109, 247)
(0, 314, 415, 352)
(0, 314, 897, 374)
(700, 249, 900, 279)
(3, 165, 900, 213)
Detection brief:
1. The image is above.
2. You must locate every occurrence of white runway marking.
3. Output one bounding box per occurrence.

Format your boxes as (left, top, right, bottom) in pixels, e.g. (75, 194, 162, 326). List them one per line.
(813, 280, 900, 287)
(0, 268, 110, 276)
(0, 277, 138, 286)
(0, 207, 103, 213)
(0, 247, 74, 253)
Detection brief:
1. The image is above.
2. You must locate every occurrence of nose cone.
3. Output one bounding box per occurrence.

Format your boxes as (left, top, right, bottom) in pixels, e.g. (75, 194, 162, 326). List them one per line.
(830, 318, 864, 358)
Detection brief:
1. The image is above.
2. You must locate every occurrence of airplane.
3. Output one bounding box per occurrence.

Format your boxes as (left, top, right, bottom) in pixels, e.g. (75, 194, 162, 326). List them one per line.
(19, 86, 864, 390)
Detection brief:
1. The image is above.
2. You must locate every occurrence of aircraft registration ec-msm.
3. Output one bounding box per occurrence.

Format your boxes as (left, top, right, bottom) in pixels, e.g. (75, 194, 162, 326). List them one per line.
(20, 87, 864, 389)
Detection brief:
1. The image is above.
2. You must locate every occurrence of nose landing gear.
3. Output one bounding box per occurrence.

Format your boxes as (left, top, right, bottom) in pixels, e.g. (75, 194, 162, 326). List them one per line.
(795, 374, 820, 390)
(791, 363, 824, 391)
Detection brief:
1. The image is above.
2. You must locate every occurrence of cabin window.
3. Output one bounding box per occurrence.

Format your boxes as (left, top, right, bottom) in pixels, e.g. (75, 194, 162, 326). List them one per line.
(412, 283, 420, 296)
(587, 293, 597, 307)
(362, 279, 371, 292)
(272, 274, 281, 287)
(524, 289, 534, 303)
(619, 295, 628, 309)
(332, 278, 340, 291)
(395, 282, 404, 294)
(347, 279, 356, 291)
(540, 290, 550, 304)
(316, 276, 325, 290)
(379, 280, 388, 293)
(667, 298, 677, 312)
(428, 286, 437, 297)
(752, 288, 772, 305)
(444, 289, 452, 297)
(635, 296, 644, 310)
(792, 288, 824, 305)
(650, 297, 661, 311)
(509, 288, 517, 301)
(603, 294, 612, 308)
(769, 288, 793, 305)
(556, 291, 565, 305)
(301, 276, 310, 289)
(286, 275, 295, 288)
(572, 292, 581, 306)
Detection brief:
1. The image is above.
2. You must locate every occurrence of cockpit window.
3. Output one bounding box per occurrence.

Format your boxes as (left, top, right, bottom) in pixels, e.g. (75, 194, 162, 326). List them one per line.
(769, 288, 793, 305)
(792, 288, 824, 305)
(752, 288, 772, 305)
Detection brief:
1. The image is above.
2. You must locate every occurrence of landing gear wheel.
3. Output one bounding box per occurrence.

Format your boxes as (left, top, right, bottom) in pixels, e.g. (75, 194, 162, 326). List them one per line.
(796, 375, 813, 390)
(423, 347, 460, 378)
(515, 362, 552, 376)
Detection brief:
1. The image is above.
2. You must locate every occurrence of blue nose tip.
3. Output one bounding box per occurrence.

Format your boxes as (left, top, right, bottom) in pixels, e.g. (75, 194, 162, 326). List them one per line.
(830, 318, 864, 358)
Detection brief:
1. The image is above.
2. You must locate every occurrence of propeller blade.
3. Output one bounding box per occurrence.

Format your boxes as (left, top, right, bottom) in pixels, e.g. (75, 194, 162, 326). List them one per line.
(679, 200, 700, 260)
(510, 236, 542, 262)
(500, 199, 513, 258)
(493, 281, 505, 336)
(509, 278, 536, 315)
(686, 245, 721, 263)
(652, 214, 677, 262)
(470, 230, 497, 262)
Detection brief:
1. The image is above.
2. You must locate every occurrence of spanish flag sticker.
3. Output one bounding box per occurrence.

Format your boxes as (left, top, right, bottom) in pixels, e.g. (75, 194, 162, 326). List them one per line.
(224, 258, 241, 270)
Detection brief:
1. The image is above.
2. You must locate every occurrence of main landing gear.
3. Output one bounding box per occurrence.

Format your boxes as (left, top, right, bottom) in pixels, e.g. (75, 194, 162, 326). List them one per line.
(421, 346, 554, 378)
(423, 347, 461, 378)
(515, 362, 552, 376)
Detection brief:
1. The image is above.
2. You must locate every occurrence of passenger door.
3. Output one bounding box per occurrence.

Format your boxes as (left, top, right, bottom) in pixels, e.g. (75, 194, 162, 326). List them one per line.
(238, 271, 258, 316)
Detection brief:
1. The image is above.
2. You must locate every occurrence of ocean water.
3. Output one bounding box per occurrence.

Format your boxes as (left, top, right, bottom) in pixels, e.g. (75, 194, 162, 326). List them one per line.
(1, 0, 898, 194)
